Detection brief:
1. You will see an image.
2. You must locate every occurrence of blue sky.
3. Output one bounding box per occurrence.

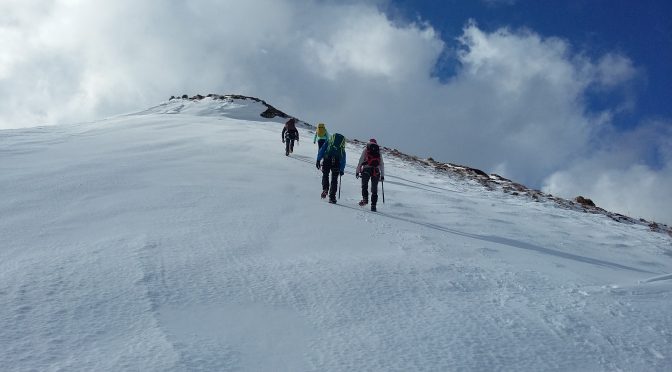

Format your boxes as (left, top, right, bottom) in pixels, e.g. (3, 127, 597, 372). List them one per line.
(1, 0, 670, 224)
(387, 0, 672, 130)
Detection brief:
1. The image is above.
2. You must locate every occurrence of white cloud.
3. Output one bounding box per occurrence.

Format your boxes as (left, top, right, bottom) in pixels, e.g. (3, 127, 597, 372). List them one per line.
(1, 0, 669, 223)
(543, 120, 672, 224)
(303, 8, 442, 81)
(419, 24, 602, 185)
(544, 164, 672, 224)
(594, 53, 638, 88)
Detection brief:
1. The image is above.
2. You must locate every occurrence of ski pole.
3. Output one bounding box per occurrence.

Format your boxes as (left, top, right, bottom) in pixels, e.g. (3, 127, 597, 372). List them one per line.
(382, 179, 385, 204)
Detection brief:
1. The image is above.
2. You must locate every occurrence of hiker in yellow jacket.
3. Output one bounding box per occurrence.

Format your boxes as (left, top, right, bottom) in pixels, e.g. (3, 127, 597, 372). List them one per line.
(313, 123, 329, 151)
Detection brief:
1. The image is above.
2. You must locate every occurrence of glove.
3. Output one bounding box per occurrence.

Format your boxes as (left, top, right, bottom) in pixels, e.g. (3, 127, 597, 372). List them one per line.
(313, 141, 316, 144)
(316, 160, 321, 169)
(339, 170, 344, 176)
(355, 173, 360, 179)
(282, 139, 285, 143)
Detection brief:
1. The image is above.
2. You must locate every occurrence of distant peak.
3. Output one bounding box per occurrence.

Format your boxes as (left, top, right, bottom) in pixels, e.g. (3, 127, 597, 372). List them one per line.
(168, 94, 292, 120)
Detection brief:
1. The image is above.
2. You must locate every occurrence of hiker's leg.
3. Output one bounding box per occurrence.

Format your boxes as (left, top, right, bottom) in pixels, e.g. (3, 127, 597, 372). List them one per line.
(371, 173, 379, 206)
(329, 167, 339, 199)
(361, 169, 370, 201)
(321, 165, 330, 191)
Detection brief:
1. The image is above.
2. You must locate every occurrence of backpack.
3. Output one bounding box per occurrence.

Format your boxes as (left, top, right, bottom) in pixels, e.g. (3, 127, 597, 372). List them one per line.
(285, 130, 298, 140)
(316, 124, 326, 137)
(286, 119, 296, 131)
(325, 133, 346, 164)
(365, 143, 380, 167)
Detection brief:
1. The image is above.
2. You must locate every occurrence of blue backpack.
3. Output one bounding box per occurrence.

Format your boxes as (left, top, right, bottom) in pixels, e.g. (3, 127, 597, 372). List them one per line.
(324, 133, 345, 164)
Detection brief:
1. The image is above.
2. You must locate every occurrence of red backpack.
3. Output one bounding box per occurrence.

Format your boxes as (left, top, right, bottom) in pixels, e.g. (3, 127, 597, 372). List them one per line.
(365, 143, 381, 167)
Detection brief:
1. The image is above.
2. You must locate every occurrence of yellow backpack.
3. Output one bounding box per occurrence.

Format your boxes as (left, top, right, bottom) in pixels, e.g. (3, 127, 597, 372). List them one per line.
(316, 123, 326, 137)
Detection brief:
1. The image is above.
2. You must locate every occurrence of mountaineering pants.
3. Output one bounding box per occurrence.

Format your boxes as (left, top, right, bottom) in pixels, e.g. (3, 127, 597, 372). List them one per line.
(285, 138, 294, 154)
(322, 162, 340, 200)
(360, 166, 380, 206)
(316, 138, 326, 151)
(285, 130, 298, 154)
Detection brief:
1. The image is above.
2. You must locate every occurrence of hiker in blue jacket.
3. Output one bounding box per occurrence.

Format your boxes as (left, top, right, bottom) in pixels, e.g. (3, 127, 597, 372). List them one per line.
(316, 133, 347, 204)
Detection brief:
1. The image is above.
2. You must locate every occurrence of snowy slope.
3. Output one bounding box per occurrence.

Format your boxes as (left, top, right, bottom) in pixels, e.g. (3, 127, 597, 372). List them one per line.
(1, 97, 671, 371)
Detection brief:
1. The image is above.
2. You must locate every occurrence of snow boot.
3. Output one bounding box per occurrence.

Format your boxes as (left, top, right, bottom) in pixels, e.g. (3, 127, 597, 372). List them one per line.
(286, 150, 289, 156)
(329, 198, 337, 204)
(321, 190, 328, 199)
(371, 205, 377, 212)
(358, 199, 368, 206)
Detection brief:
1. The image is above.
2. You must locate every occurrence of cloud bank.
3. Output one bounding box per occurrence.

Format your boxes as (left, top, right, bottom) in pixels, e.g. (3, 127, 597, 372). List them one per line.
(1, 0, 669, 224)
(543, 120, 672, 224)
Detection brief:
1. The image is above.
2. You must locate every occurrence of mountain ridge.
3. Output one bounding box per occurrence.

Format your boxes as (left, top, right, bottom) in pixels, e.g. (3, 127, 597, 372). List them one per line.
(159, 94, 672, 237)
(2, 99, 671, 371)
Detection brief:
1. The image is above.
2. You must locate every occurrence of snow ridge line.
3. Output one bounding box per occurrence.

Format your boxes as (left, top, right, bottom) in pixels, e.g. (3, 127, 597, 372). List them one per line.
(300, 133, 672, 237)
(365, 143, 672, 236)
(152, 94, 671, 236)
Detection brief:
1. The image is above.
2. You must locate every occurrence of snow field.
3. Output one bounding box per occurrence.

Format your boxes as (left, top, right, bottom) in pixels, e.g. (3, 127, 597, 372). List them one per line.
(1, 102, 671, 371)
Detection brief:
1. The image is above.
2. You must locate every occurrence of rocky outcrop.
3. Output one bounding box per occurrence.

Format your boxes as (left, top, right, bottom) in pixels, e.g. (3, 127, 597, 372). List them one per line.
(574, 196, 596, 207)
(169, 94, 292, 121)
(350, 139, 671, 236)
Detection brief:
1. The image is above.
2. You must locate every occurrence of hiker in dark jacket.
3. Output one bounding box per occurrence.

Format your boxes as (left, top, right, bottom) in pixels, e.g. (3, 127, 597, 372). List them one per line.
(356, 138, 384, 211)
(316, 133, 347, 204)
(282, 118, 299, 156)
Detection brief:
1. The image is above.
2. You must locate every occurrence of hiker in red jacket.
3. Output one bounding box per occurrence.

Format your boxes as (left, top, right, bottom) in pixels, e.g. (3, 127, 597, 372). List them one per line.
(356, 138, 384, 211)
(282, 118, 299, 156)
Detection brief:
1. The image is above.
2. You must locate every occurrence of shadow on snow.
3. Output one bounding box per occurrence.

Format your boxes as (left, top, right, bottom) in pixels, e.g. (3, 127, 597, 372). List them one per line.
(289, 153, 655, 275)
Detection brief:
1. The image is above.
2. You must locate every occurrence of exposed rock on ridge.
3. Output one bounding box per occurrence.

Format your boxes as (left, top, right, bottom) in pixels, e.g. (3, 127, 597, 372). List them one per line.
(169, 93, 293, 121)
(170, 94, 671, 236)
(349, 139, 672, 237)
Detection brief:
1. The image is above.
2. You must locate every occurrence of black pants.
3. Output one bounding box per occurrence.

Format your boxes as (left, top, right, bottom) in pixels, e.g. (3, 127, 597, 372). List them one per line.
(285, 132, 297, 154)
(316, 138, 326, 151)
(285, 139, 295, 154)
(360, 166, 380, 206)
(321, 163, 340, 200)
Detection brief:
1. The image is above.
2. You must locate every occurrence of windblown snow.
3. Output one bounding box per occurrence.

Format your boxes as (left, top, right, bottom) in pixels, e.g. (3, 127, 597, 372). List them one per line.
(1, 96, 671, 371)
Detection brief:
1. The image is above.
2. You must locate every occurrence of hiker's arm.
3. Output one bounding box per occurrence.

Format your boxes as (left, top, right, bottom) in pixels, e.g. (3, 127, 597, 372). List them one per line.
(356, 149, 366, 173)
(316, 141, 327, 161)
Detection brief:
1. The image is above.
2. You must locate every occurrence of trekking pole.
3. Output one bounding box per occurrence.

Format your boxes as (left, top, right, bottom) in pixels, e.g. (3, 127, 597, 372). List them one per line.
(382, 179, 385, 204)
(338, 174, 342, 199)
